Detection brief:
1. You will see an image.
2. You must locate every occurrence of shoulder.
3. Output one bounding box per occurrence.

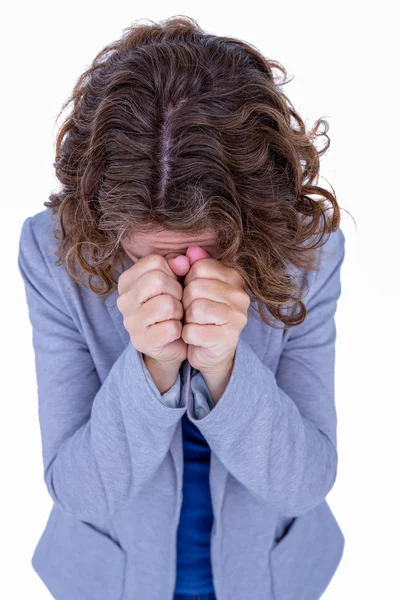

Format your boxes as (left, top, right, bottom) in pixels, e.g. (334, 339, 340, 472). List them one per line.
(18, 208, 78, 311)
(305, 225, 346, 308)
(314, 225, 346, 282)
(280, 225, 346, 324)
(287, 223, 346, 292)
(318, 226, 346, 264)
(18, 208, 59, 267)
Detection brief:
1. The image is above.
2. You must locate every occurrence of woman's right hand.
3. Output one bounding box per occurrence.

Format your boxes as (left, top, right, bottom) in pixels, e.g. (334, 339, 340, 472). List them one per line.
(116, 253, 189, 371)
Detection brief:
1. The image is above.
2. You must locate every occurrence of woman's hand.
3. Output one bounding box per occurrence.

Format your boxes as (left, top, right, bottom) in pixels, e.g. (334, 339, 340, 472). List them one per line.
(117, 253, 189, 370)
(181, 249, 251, 374)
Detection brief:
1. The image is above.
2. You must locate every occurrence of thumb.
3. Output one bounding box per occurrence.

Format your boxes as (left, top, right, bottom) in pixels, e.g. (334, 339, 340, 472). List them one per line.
(165, 252, 190, 278)
(185, 246, 211, 267)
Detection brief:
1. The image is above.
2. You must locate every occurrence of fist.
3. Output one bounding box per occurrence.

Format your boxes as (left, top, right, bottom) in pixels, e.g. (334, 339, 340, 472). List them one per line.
(117, 246, 211, 369)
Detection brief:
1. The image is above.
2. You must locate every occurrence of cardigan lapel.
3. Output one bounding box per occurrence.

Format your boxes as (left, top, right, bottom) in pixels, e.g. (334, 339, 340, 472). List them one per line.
(104, 286, 130, 347)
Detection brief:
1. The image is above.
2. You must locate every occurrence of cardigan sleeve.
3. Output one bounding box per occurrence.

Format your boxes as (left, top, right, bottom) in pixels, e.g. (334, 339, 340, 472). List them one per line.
(187, 227, 346, 517)
(139, 350, 182, 407)
(17, 216, 185, 521)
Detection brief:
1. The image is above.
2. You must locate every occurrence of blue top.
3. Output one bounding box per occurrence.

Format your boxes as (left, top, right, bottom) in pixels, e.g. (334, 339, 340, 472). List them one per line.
(174, 410, 215, 594)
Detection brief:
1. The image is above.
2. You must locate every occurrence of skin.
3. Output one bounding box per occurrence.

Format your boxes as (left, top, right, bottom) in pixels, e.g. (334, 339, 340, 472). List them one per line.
(120, 228, 250, 404)
(121, 228, 223, 276)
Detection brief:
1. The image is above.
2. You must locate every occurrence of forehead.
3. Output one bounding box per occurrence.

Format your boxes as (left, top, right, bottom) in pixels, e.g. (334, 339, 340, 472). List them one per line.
(125, 227, 220, 247)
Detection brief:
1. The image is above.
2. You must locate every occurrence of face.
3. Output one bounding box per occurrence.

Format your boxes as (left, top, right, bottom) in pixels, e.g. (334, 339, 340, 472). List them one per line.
(121, 227, 222, 264)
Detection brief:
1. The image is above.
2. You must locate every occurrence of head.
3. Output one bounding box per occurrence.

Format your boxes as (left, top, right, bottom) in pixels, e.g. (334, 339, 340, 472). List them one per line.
(45, 15, 343, 328)
(121, 226, 222, 273)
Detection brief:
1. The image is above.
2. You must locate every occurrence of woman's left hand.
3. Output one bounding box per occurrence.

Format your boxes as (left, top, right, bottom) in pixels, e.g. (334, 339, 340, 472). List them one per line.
(181, 248, 251, 374)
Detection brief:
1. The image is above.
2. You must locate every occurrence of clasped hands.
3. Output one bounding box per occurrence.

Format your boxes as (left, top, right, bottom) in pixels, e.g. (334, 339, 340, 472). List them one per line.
(167, 246, 251, 377)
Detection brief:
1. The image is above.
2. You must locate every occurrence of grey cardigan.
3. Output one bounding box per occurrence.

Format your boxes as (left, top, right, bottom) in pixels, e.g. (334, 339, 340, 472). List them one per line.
(18, 208, 346, 600)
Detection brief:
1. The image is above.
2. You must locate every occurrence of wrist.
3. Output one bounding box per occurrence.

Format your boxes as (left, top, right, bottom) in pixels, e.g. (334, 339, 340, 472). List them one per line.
(143, 355, 181, 395)
(200, 359, 235, 406)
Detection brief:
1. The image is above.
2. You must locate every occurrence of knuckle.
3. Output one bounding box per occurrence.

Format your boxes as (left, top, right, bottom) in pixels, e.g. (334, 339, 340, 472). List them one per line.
(122, 314, 134, 334)
(148, 253, 165, 267)
(167, 318, 181, 338)
(232, 288, 245, 304)
(182, 286, 192, 308)
(144, 269, 165, 296)
(175, 319, 183, 335)
(163, 294, 176, 314)
(189, 279, 202, 297)
(117, 272, 127, 295)
(194, 297, 208, 318)
(153, 268, 165, 289)
(241, 289, 251, 308)
(176, 301, 184, 319)
(236, 271, 245, 286)
(116, 292, 126, 313)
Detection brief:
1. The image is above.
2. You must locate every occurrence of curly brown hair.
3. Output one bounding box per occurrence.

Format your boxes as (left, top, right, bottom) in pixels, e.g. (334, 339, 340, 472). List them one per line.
(44, 14, 347, 329)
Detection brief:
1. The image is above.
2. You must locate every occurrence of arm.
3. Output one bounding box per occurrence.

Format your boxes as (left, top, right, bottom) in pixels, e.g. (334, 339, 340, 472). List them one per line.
(143, 354, 182, 400)
(188, 228, 346, 517)
(18, 216, 185, 522)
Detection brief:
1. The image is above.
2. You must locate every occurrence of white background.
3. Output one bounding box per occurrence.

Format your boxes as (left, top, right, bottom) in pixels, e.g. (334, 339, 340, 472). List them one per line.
(2, 1, 399, 599)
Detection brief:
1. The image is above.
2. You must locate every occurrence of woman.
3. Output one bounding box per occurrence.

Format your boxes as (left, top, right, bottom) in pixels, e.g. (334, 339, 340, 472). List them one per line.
(18, 15, 347, 600)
